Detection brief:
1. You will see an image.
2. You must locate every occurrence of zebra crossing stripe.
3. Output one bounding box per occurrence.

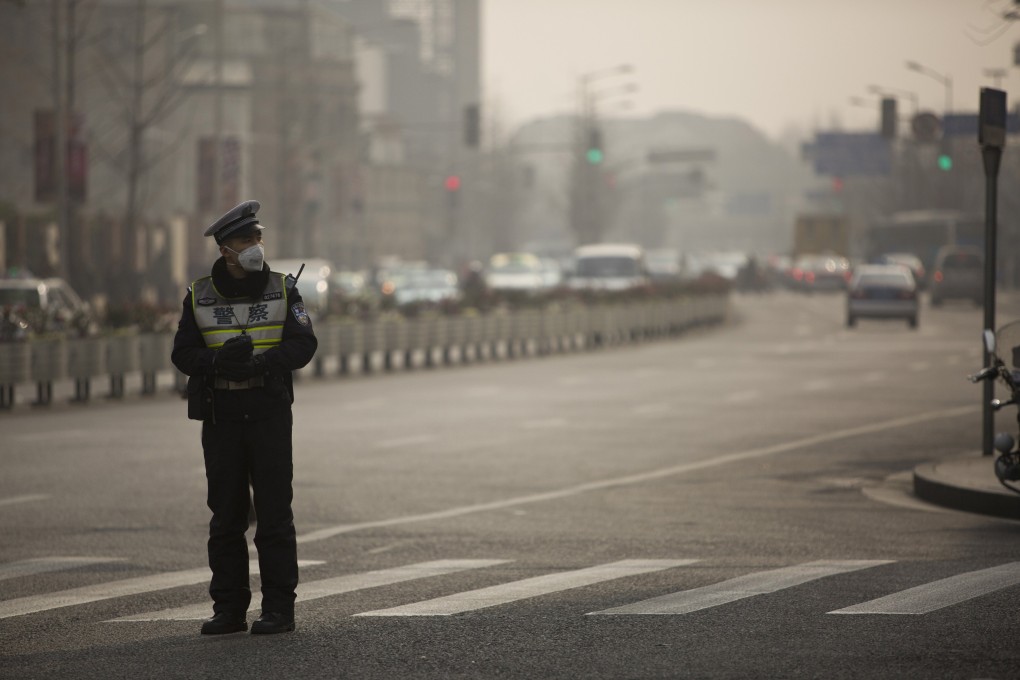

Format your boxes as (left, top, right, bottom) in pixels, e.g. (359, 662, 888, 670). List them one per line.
(828, 562, 1020, 615)
(589, 560, 893, 616)
(355, 559, 696, 617)
(0, 557, 124, 582)
(111, 559, 509, 622)
(0, 560, 323, 620)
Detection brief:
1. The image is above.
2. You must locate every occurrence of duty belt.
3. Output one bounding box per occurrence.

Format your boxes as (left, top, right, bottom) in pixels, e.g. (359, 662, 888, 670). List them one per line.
(213, 375, 265, 390)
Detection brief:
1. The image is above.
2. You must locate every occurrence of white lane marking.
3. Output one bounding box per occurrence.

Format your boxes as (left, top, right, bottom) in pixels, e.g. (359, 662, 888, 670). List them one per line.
(374, 435, 435, 450)
(0, 494, 49, 508)
(296, 405, 979, 545)
(590, 560, 892, 615)
(355, 559, 694, 617)
(0, 557, 125, 582)
(0, 560, 323, 620)
(112, 559, 506, 622)
(521, 418, 568, 429)
(723, 390, 759, 404)
(829, 562, 1020, 615)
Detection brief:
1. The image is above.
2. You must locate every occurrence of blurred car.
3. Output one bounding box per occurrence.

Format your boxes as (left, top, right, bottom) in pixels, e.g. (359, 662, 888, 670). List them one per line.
(791, 254, 852, 292)
(645, 248, 682, 283)
(484, 252, 546, 293)
(332, 270, 370, 298)
(929, 245, 983, 306)
(329, 270, 377, 312)
(700, 251, 748, 281)
(878, 252, 926, 289)
(389, 268, 460, 306)
(765, 254, 795, 289)
(538, 258, 564, 288)
(271, 258, 333, 319)
(568, 243, 649, 291)
(0, 276, 96, 337)
(846, 264, 918, 328)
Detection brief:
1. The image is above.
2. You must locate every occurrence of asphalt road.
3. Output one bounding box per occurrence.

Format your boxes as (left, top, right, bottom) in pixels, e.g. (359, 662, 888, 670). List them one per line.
(2, 290, 1019, 679)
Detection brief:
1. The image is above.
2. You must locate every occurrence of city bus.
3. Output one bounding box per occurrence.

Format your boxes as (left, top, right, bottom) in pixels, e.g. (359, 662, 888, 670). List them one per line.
(864, 209, 983, 271)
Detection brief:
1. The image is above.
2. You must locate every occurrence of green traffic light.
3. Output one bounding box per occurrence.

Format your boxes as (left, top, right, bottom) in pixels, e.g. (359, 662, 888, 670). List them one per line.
(586, 148, 604, 165)
(937, 154, 953, 171)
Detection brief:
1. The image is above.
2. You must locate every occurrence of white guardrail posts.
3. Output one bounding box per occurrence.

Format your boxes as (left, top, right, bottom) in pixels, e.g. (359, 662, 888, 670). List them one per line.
(0, 294, 728, 410)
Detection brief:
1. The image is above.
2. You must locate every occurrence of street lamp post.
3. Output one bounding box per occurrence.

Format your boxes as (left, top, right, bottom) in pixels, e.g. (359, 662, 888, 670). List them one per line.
(905, 60, 953, 113)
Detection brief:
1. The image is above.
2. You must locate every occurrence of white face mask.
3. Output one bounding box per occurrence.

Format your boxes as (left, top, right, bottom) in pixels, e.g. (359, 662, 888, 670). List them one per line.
(225, 243, 265, 273)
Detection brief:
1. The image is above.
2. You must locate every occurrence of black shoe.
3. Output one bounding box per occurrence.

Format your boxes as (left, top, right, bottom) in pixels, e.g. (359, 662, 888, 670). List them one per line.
(250, 611, 295, 635)
(201, 612, 248, 635)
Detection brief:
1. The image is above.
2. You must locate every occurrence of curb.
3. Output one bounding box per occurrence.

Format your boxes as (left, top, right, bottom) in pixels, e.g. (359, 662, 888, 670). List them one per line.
(913, 456, 1020, 520)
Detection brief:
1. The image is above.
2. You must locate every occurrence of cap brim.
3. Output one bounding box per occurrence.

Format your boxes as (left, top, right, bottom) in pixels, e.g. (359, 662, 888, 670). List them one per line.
(213, 219, 263, 243)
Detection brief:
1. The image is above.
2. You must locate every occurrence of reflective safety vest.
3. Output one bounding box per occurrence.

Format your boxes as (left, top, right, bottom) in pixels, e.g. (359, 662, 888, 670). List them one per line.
(191, 273, 288, 353)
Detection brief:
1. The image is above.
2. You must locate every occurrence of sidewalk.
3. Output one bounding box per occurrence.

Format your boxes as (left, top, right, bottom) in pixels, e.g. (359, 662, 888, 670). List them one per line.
(913, 452, 1020, 520)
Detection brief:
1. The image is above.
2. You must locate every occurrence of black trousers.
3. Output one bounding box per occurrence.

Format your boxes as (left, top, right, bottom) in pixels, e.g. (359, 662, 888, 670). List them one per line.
(201, 412, 297, 616)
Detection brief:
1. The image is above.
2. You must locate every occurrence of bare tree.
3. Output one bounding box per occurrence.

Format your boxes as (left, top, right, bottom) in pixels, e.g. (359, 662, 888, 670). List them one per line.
(89, 0, 202, 297)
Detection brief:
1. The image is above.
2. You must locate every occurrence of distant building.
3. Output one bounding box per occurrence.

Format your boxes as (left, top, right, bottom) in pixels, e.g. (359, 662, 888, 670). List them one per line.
(0, 0, 482, 296)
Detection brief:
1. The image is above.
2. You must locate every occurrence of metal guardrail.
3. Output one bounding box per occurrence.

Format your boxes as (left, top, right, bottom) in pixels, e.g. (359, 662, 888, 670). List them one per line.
(0, 294, 728, 409)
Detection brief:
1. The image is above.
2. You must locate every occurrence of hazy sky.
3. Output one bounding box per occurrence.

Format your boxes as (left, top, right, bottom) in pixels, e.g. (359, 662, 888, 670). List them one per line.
(482, 0, 1020, 140)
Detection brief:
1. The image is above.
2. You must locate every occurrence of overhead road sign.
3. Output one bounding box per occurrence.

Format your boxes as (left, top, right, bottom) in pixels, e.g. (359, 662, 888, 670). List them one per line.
(811, 132, 891, 177)
(942, 112, 1020, 138)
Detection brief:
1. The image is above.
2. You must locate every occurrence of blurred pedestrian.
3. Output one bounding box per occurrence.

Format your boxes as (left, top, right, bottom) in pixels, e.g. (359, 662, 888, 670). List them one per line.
(171, 200, 317, 635)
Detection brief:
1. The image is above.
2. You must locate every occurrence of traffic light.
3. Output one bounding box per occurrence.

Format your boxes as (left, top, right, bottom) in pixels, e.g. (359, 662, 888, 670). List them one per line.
(880, 98, 897, 139)
(937, 138, 953, 172)
(464, 104, 480, 148)
(444, 174, 461, 191)
(586, 127, 603, 165)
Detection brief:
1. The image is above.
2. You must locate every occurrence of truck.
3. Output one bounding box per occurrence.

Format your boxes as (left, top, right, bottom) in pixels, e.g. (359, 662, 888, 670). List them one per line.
(792, 213, 848, 259)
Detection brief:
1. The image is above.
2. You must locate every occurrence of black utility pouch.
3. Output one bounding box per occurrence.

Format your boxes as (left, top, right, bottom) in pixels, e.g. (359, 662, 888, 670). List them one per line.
(186, 375, 215, 421)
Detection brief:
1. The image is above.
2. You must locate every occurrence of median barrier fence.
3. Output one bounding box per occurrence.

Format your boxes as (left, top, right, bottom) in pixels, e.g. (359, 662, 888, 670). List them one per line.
(0, 294, 728, 410)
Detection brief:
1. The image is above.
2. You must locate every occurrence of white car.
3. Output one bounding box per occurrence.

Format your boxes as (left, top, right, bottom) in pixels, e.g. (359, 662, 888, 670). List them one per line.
(846, 264, 919, 328)
(271, 258, 333, 319)
(485, 252, 547, 293)
(0, 276, 96, 336)
(568, 243, 649, 291)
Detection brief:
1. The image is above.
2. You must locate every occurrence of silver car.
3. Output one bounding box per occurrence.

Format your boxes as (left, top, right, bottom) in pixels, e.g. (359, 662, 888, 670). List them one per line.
(846, 265, 919, 329)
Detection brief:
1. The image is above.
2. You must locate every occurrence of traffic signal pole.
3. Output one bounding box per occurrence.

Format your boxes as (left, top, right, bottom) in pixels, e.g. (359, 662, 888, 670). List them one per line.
(979, 88, 1006, 456)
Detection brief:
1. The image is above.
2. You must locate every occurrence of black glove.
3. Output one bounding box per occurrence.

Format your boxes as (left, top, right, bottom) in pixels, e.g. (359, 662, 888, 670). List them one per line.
(213, 352, 253, 382)
(219, 334, 254, 362)
(215, 353, 267, 382)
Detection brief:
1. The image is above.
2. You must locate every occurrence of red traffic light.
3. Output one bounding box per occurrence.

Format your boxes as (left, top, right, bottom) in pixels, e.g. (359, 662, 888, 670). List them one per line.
(444, 175, 461, 191)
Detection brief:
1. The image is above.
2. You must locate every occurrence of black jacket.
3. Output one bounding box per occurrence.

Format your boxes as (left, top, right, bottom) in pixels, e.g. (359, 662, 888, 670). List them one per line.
(172, 258, 318, 422)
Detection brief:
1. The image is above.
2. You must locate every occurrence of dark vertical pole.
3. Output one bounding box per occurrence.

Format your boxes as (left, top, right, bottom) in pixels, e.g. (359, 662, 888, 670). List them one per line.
(979, 87, 1006, 456)
(982, 145, 1001, 456)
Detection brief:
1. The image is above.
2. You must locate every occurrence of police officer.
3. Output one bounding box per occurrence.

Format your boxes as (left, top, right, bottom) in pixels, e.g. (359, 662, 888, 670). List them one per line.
(172, 200, 317, 635)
